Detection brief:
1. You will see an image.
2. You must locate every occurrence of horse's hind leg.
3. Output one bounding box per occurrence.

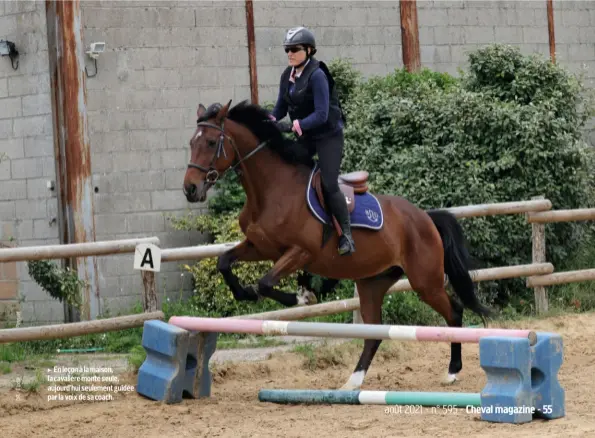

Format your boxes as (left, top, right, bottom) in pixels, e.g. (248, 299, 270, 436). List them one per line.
(340, 267, 403, 391)
(406, 265, 464, 384)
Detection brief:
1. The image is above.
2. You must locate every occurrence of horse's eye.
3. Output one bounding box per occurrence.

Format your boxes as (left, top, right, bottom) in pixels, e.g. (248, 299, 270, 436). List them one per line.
(207, 140, 217, 148)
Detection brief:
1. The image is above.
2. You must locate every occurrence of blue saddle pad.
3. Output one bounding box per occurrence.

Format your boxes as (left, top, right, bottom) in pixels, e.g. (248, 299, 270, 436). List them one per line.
(306, 166, 384, 230)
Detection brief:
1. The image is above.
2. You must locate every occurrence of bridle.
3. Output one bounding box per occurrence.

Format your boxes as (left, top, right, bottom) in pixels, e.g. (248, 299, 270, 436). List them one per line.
(187, 118, 268, 184)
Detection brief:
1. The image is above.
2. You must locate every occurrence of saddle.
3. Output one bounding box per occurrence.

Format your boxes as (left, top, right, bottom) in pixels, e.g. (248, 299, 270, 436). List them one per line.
(311, 169, 369, 234)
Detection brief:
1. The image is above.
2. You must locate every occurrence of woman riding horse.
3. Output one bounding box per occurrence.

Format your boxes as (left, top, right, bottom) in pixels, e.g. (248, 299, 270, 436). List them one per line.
(268, 27, 355, 256)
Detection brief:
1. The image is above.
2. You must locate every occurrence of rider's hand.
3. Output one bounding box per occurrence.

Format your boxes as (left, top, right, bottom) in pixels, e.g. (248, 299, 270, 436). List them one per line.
(292, 120, 302, 136)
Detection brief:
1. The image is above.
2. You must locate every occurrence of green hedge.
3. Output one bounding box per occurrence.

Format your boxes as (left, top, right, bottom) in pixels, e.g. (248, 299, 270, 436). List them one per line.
(340, 44, 595, 305)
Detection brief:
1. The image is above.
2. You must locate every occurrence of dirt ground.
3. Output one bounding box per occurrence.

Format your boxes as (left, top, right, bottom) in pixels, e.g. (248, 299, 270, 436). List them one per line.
(1, 312, 594, 438)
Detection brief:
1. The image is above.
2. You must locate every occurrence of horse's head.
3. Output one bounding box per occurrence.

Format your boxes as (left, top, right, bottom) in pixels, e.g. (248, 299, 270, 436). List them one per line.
(183, 100, 236, 203)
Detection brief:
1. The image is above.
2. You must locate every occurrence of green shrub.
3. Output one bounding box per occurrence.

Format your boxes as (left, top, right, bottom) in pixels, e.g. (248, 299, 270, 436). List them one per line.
(342, 44, 595, 306)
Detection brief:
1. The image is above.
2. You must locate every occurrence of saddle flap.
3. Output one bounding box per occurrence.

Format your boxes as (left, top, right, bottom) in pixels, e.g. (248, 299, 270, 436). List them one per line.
(312, 170, 355, 214)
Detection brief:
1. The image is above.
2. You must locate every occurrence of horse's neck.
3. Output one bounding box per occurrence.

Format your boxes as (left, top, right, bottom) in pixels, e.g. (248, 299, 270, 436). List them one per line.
(236, 146, 294, 213)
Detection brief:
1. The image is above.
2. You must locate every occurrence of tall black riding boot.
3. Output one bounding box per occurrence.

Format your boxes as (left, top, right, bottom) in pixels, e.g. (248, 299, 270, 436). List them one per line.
(327, 191, 356, 256)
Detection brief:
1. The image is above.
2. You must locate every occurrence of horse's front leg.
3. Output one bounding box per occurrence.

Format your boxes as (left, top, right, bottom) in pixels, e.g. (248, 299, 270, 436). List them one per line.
(217, 239, 265, 302)
(256, 245, 315, 307)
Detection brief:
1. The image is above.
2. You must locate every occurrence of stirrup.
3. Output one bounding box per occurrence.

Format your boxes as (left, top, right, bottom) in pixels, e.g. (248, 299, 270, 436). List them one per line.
(338, 235, 355, 256)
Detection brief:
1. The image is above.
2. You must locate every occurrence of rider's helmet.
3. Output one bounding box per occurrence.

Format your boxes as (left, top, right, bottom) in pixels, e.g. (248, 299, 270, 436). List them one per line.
(283, 27, 317, 56)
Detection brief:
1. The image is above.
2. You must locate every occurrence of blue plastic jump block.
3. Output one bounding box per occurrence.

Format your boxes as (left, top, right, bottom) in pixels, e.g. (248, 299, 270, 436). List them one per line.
(479, 333, 564, 424)
(137, 320, 190, 404)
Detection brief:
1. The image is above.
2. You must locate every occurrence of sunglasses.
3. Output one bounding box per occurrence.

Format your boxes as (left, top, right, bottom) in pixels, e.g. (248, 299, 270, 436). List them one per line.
(285, 47, 304, 53)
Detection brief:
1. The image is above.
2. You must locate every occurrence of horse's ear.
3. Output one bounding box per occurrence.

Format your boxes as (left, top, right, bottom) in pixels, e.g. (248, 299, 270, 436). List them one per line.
(197, 103, 207, 119)
(216, 99, 232, 123)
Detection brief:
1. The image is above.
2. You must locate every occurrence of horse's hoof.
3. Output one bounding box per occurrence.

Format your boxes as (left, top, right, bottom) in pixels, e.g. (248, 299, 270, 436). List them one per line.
(442, 373, 458, 385)
(297, 287, 317, 306)
(340, 371, 365, 391)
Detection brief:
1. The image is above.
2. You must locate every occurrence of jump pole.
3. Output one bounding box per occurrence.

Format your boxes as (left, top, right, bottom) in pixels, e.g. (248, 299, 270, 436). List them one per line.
(168, 316, 538, 345)
(258, 389, 481, 407)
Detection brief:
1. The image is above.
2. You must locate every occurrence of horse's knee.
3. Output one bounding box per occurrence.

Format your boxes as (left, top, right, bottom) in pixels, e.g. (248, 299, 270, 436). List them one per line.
(216, 255, 230, 273)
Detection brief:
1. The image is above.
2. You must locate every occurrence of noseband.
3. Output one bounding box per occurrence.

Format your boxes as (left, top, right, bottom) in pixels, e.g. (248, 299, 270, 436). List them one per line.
(187, 119, 268, 184)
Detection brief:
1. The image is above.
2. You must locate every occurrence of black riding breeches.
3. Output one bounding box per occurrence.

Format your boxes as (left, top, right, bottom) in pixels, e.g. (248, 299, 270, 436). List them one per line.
(302, 130, 344, 195)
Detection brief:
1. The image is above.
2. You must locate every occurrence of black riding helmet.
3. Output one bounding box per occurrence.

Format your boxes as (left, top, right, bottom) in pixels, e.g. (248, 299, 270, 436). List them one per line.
(283, 27, 317, 66)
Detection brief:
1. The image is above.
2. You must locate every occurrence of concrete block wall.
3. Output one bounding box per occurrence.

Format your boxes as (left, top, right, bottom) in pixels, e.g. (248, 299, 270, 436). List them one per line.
(0, 0, 593, 325)
(80, 0, 242, 317)
(0, 0, 62, 325)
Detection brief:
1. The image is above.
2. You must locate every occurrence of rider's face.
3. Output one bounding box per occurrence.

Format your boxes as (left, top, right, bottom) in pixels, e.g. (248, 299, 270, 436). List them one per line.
(285, 46, 307, 67)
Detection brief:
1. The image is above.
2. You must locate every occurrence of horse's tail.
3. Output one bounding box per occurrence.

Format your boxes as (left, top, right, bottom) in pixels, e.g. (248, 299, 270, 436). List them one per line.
(426, 209, 493, 321)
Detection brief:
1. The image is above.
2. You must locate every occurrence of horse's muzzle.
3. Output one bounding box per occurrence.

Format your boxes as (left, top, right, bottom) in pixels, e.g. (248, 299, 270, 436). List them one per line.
(183, 182, 207, 203)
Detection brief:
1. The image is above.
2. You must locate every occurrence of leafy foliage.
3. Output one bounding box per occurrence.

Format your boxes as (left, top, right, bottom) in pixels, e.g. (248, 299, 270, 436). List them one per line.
(26, 260, 85, 310)
(341, 44, 595, 305)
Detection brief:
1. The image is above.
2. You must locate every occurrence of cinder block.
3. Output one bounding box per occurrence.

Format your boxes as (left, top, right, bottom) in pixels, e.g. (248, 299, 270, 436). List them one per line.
(91, 153, 113, 174)
(463, 26, 496, 44)
(433, 26, 465, 45)
(157, 7, 196, 27)
(21, 93, 51, 117)
(137, 320, 190, 404)
(11, 157, 46, 180)
(160, 149, 187, 169)
(94, 192, 152, 214)
(0, 160, 10, 181)
(1, 180, 28, 201)
(421, 46, 451, 64)
(144, 69, 182, 90)
(13, 115, 53, 138)
(151, 190, 194, 211)
(15, 199, 47, 220)
(8, 74, 50, 97)
(24, 136, 53, 158)
(479, 333, 565, 424)
(0, 201, 16, 221)
(0, 79, 7, 99)
(495, 27, 523, 44)
(0, 16, 17, 36)
(145, 109, 186, 130)
(125, 212, 166, 233)
(523, 27, 548, 44)
(95, 214, 126, 236)
(0, 120, 12, 139)
(127, 171, 166, 192)
(112, 152, 153, 172)
(92, 173, 128, 194)
(0, 97, 22, 119)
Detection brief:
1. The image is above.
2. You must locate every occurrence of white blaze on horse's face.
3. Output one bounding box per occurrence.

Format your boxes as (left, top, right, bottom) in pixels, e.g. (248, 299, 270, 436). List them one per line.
(192, 129, 203, 143)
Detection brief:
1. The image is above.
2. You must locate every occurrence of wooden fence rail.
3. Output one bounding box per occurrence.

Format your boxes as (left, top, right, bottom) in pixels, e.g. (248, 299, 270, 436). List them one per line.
(1, 197, 593, 334)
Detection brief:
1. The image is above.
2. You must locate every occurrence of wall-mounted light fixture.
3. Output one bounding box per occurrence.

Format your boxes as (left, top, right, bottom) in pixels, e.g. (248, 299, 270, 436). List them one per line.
(85, 41, 105, 78)
(0, 40, 19, 70)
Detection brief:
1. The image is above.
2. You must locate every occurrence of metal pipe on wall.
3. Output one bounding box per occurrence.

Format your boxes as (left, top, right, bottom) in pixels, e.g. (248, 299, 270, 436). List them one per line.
(400, 0, 421, 72)
(546, 0, 556, 63)
(46, 0, 99, 321)
(245, 0, 259, 104)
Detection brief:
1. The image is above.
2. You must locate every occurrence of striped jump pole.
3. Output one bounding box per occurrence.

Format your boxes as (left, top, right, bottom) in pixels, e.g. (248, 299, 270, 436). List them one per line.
(258, 389, 481, 407)
(168, 316, 538, 345)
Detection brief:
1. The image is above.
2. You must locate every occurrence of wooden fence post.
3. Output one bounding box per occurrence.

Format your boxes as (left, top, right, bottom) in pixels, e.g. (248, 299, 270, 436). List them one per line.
(531, 195, 549, 314)
(141, 271, 158, 312)
(353, 285, 363, 324)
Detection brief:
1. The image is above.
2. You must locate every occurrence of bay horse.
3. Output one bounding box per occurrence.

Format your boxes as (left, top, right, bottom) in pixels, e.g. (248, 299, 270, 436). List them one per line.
(183, 100, 492, 389)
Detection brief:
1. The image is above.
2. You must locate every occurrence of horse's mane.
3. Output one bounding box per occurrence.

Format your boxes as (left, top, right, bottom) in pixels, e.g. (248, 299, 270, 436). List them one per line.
(226, 100, 314, 169)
